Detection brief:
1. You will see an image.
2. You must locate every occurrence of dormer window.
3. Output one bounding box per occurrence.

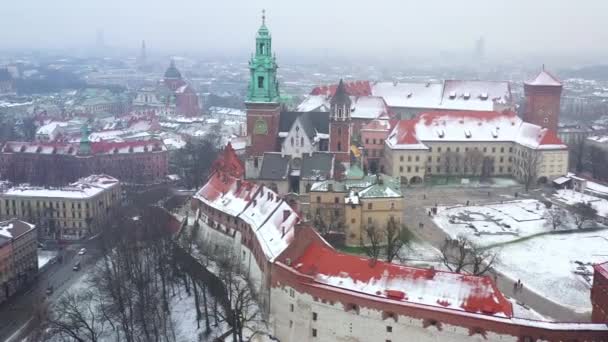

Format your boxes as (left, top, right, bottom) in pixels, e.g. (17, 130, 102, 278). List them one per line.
(449, 91, 456, 99)
(463, 92, 471, 100)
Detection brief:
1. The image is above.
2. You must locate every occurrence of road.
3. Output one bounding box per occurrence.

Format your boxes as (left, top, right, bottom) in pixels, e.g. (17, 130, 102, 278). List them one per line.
(0, 236, 103, 342)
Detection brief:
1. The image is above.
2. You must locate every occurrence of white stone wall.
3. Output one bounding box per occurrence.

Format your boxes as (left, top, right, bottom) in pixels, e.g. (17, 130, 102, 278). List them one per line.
(281, 120, 316, 158)
(196, 217, 265, 297)
(270, 286, 518, 342)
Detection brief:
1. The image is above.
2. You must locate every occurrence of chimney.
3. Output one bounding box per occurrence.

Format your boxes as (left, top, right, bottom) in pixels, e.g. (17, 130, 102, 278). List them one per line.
(283, 209, 291, 222)
(327, 182, 333, 192)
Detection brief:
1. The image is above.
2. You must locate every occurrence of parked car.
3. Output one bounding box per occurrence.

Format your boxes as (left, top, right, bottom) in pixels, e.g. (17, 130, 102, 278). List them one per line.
(73, 261, 81, 271)
(46, 285, 54, 295)
(78, 248, 87, 255)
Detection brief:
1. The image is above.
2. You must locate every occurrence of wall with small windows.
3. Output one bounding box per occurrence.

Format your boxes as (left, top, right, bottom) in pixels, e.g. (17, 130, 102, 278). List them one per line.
(281, 120, 316, 158)
(269, 285, 519, 342)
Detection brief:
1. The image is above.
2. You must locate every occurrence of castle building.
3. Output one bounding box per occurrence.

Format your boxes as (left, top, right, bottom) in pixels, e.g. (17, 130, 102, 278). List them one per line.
(188, 144, 608, 341)
(0, 219, 37, 305)
(383, 111, 568, 185)
(523, 67, 563, 132)
(133, 60, 200, 117)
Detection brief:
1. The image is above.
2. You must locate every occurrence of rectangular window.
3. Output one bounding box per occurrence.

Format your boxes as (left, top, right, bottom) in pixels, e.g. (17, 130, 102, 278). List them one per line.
(400, 156, 404, 162)
(509, 147, 513, 153)
(368, 203, 372, 210)
(399, 166, 403, 172)
(351, 218, 356, 224)
(316, 196, 321, 203)
(372, 139, 377, 144)
(483, 147, 487, 153)
(415, 155, 419, 162)
(492, 147, 496, 153)
(312, 312, 318, 321)
(290, 304, 294, 312)
(257, 76, 264, 89)
(407, 166, 411, 172)
(427, 156, 432, 162)
(312, 329, 317, 337)
(365, 138, 369, 144)
(437, 147, 442, 153)
(501, 147, 505, 153)
(387, 326, 393, 332)
(334, 197, 339, 204)
(456, 147, 460, 153)
(407, 156, 412, 162)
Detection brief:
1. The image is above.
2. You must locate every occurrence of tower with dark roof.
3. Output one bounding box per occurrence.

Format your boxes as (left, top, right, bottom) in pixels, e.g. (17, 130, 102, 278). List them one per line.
(329, 79, 352, 164)
(163, 60, 184, 91)
(246, 10, 281, 157)
(523, 66, 563, 132)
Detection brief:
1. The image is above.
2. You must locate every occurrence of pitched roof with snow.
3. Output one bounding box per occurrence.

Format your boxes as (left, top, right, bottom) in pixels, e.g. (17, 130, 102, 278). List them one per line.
(2, 174, 119, 200)
(194, 173, 259, 217)
(386, 111, 567, 150)
(372, 81, 444, 109)
(440, 80, 511, 111)
(256, 201, 299, 260)
(0, 219, 35, 240)
(296, 95, 390, 120)
(289, 239, 513, 317)
(279, 112, 329, 136)
(525, 69, 562, 87)
(310, 80, 371, 97)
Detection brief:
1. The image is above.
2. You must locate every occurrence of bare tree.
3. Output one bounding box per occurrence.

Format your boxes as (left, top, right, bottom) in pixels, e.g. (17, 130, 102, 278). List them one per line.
(518, 149, 543, 191)
(572, 202, 598, 229)
(360, 223, 383, 263)
(385, 219, 411, 263)
(545, 207, 566, 230)
(441, 151, 463, 175)
(439, 236, 497, 276)
(464, 149, 484, 176)
(480, 156, 494, 180)
(45, 290, 106, 342)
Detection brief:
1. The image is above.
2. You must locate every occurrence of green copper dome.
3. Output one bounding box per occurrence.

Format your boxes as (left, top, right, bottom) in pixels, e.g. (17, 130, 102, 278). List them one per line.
(247, 10, 280, 103)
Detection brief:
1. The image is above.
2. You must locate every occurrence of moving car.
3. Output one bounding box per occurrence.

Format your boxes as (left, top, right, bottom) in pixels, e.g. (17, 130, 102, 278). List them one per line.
(78, 248, 87, 255)
(73, 261, 81, 271)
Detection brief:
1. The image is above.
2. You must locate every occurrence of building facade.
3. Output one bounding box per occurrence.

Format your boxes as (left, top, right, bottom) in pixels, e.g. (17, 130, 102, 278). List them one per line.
(0, 219, 37, 304)
(0, 138, 168, 185)
(0, 175, 121, 240)
(591, 261, 608, 323)
(384, 111, 568, 185)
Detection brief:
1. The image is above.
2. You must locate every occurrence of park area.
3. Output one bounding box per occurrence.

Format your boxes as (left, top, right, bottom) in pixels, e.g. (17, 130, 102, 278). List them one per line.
(433, 198, 608, 313)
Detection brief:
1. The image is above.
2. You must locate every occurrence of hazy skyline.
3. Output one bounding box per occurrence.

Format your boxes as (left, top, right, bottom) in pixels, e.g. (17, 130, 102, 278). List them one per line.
(2, 0, 608, 64)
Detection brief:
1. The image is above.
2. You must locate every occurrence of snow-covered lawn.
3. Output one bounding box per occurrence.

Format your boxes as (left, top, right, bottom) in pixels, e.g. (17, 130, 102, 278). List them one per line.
(433, 200, 552, 246)
(491, 229, 608, 312)
(553, 189, 608, 217)
(38, 250, 58, 269)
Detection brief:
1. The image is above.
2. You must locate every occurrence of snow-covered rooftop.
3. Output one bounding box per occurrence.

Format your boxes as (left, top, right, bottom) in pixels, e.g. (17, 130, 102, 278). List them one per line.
(2, 174, 119, 199)
(525, 70, 562, 87)
(290, 239, 513, 317)
(386, 111, 566, 150)
(0, 219, 35, 239)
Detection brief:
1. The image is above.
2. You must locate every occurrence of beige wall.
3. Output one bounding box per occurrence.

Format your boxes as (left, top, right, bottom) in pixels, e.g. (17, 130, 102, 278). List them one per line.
(385, 140, 568, 184)
(0, 184, 121, 240)
(345, 197, 404, 247)
(309, 190, 347, 227)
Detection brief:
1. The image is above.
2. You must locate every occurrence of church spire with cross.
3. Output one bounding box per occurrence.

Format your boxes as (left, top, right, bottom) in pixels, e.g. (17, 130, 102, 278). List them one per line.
(247, 9, 279, 103)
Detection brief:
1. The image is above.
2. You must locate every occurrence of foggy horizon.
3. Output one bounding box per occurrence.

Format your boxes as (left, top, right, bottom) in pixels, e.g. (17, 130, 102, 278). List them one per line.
(2, 0, 608, 66)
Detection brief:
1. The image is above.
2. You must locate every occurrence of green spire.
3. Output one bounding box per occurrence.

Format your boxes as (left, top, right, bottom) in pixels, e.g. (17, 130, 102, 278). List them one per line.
(79, 123, 91, 155)
(247, 9, 280, 103)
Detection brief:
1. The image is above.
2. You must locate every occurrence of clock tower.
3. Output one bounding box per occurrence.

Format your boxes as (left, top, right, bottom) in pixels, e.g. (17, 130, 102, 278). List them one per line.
(523, 66, 562, 132)
(246, 10, 281, 157)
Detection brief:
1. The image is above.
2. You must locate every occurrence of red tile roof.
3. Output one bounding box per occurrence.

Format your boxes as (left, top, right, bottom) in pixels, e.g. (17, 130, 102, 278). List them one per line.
(310, 80, 372, 97)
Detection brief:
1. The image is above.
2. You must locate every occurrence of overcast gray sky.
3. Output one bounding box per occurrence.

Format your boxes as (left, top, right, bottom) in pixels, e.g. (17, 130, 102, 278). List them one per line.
(2, 0, 607, 62)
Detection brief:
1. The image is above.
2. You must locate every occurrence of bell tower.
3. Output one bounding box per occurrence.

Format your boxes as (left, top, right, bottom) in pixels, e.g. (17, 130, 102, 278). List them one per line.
(329, 79, 351, 164)
(523, 66, 562, 132)
(246, 10, 281, 157)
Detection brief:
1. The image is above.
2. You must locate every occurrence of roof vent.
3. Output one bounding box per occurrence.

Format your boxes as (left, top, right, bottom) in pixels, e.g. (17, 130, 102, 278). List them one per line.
(480, 92, 488, 100)
(465, 129, 471, 138)
(406, 92, 412, 98)
(463, 92, 471, 100)
(449, 91, 456, 99)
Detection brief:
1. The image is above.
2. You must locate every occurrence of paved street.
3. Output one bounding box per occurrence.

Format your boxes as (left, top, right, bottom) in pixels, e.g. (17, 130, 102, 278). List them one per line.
(401, 184, 590, 321)
(0, 237, 103, 342)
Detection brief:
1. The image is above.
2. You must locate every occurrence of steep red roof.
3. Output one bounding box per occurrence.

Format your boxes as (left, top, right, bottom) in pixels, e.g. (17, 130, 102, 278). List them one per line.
(393, 119, 420, 144)
(293, 240, 513, 317)
(212, 142, 244, 178)
(310, 80, 371, 97)
(525, 69, 562, 87)
(538, 129, 565, 146)
(594, 261, 608, 279)
(90, 139, 165, 154)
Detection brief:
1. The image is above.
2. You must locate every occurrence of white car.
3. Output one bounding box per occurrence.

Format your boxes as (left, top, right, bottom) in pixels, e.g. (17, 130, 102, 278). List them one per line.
(78, 248, 87, 255)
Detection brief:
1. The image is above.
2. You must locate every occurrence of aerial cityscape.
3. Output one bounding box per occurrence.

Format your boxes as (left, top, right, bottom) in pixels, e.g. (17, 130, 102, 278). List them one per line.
(0, 1, 607, 341)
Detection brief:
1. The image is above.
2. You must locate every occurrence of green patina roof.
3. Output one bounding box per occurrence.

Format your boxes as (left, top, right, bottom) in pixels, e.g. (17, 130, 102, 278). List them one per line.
(164, 60, 182, 79)
(358, 183, 402, 199)
(345, 164, 365, 180)
(310, 173, 401, 197)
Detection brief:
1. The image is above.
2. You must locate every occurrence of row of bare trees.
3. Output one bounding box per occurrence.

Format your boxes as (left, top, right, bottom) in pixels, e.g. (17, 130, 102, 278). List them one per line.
(30, 207, 229, 342)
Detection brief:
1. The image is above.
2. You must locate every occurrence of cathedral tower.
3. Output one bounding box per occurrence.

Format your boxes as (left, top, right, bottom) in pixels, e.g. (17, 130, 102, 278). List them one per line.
(164, 60, 184, 91)
(523, 66, 562, 132)
(329, 79, 351, 164)
(245, 10, 281, 157)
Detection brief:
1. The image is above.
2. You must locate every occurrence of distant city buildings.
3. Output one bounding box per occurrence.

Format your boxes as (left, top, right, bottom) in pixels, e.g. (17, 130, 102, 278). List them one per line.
(0, 175, 120, 240)
(0, 219, 37, 304)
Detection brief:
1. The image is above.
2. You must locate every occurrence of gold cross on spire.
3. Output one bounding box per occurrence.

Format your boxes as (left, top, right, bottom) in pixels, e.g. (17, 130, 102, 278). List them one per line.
(262, 9, 266, 25)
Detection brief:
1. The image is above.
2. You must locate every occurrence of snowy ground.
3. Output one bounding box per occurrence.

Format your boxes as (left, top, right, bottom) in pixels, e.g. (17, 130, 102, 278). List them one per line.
(490, 229, 608, 312)
(508, 297, 551, 321)
(433, 199, 553, 246)
(433, 199, 608, 312)
(399, 239, 443, 269)
(553, 189, 608, 217)
(37, 250, 58, 269)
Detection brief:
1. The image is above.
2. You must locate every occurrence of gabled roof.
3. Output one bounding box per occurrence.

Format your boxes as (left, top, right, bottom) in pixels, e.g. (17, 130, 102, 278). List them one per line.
(310, 80, 371, 97)
(386, 111, 567, 150)
(0, 219, 35, 240)
(259, 153, 291, 180)
(212, 143, 245, 178)
(300, 152, 334, 180)
(525, 69, 562, 87)
(288, 239, 513, 317)
(279, 111, 328, 135)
